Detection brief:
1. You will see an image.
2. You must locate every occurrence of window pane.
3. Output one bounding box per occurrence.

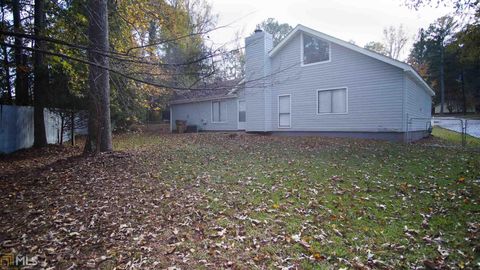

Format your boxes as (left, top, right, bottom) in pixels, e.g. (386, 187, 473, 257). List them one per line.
(239, 101, 246, 111)
(279, 113, 290, 127)
(318, 90, 332, 113)
(238, 101, 246, 122)
(239, 111, 246, 122)
(279, 96, 290, 114)
(303, 34, 330, 64)
(332, 89, 346, 113)
(220, 102, 227, 122)
(212, 102, 219, 122)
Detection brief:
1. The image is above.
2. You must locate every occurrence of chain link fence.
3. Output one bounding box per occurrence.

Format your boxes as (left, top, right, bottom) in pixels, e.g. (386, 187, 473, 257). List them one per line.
(410, 117, 480, 148)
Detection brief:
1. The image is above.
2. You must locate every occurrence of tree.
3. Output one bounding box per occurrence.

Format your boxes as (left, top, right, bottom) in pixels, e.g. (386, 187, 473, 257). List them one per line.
(364, 41, 388, 56)
(256, 18, 293, 46)
(403, 0, 479, 12)
(1, 0, 225, 150)
(33, 0, 47, 148)
(407, 15, 479, 114)
(214, 30, 244, 80)
(12, 0, 29, 105)
(84, 0, 112, 153)
(383, 25, 409, 60)
(421, 16, 457, 114)
(0, 1, 12, 103)
(450, 11, 480, 112)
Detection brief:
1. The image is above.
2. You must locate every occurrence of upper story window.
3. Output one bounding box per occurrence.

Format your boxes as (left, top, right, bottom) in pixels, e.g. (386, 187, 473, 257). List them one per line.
(302, 33, 330, 65)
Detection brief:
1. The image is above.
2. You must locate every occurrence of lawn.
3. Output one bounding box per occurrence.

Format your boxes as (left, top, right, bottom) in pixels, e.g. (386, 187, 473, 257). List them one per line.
(432, 126, 480, 147)
(0, 133, 479, 269)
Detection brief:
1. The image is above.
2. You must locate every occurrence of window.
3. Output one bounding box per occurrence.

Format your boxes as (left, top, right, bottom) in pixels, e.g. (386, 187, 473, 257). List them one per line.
(238, 101, 246, 122)
(317, 88, 347, 114)
(302, 33, 330, 65)
(278, 95, 291, 128)
(212, 101, 227, 122)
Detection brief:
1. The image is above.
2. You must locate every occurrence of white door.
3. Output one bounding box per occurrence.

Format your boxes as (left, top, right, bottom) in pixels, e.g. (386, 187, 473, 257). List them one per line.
(238, 100, 246, 130)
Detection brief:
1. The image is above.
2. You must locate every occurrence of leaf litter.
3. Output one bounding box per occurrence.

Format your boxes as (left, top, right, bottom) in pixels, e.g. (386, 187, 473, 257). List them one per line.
(0, 133, 479, 269)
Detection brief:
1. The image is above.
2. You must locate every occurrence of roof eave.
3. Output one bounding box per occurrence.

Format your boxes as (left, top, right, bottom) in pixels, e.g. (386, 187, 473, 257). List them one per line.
(269, 24, 435, 97)
(169, 94, 238, 105)
(405, 70, 436, 96)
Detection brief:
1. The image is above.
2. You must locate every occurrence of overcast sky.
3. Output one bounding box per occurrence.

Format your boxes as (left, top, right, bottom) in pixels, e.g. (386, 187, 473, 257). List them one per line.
(207, 0, 454, 60)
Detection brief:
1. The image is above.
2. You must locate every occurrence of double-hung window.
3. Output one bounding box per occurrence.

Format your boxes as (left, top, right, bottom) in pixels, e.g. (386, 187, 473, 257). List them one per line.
(317, 88, 347, 114)
(212, 101, 227, 123)
(278, 95, 291, 128)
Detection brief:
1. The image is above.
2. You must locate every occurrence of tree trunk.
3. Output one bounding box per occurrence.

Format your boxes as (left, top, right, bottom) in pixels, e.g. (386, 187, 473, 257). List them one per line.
(84, 0, 112, 153)
(461, 70, 466, 115)
(33, 0, 47, 148)
(1, 43, 12, 103)
(12, 0, 29, 105)
(71, 111, 75, 146)
(60, 115, 64, 145)
(439, 44, 445, 114)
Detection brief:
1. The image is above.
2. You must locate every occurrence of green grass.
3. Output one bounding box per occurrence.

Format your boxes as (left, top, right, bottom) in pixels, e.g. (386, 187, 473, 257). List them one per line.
(110, 133, 480, 268)
(432, 126, 480, 146)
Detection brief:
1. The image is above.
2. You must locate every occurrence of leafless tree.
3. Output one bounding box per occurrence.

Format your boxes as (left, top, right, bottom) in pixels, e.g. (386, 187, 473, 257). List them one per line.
(383, 25, 409, 60)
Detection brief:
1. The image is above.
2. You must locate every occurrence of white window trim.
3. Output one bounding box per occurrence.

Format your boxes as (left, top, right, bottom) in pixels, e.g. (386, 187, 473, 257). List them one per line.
(300, 32, 331, 67)
(278, 94, 291, 129)
(316, 87, 349, 115)
(211, 100, 228, 123)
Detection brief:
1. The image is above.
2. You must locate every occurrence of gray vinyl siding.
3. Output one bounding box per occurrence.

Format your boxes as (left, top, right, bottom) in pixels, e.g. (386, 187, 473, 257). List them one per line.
(269, 33, 405, 132)
(237, 87, 245, 100)
(171, 98, 238, 131)
(405, 74, 432, 131)
(245, 32, 273, 132)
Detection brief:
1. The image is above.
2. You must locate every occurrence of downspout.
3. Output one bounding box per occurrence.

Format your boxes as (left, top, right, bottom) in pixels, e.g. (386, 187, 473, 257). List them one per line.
(169, 106, 173, 133)
(264, 40, 270, 132)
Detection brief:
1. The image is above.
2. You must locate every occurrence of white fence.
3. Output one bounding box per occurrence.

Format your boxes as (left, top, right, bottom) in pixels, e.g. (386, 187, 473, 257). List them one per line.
(0, 105, 87, 154)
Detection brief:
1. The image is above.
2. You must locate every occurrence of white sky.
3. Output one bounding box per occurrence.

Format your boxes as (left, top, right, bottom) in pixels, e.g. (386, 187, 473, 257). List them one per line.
(207, 0, 454, 60)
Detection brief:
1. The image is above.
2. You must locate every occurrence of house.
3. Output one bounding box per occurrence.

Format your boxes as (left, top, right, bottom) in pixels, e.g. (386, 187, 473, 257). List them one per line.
(170, 24, 434, 141)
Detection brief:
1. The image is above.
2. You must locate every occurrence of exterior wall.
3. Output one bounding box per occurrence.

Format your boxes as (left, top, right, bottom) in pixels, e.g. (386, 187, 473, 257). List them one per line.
(245, 31, 273, 132)
(0, 105, 34, 153)
(405, 74, 432, 131)
(268, 33, 405, 133)
(0, 105, 87, 154)
(237, 87, 245, 100)
(171, 98, 238, 131)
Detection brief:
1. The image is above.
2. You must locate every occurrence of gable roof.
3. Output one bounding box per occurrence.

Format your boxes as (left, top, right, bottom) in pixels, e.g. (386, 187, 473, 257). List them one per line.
(169, 79, 244, 105)
(269, 24, 435, 96)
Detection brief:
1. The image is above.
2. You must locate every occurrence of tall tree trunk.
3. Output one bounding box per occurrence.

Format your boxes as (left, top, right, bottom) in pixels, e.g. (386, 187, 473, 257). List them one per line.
(60, 115, 64, 145)
(84, 0, 112, 153)
(71, 110, 75, 146)
(1, 43, 12, 103)
(1, 2, 12, 103)
(439, 44, 445, 114)
(12, 0, 29, 105)
(461, 69, 466, 114)
(33, 0, 47, 148)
